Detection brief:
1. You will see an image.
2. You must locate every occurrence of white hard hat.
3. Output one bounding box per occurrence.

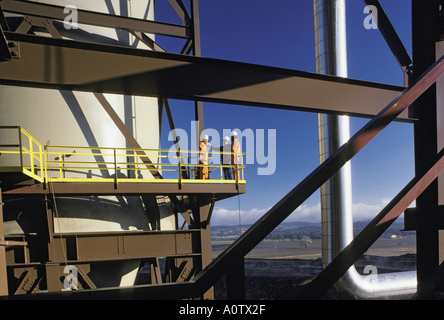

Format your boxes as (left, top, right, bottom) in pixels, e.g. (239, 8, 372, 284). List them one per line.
(231, 131, 238, 137)
(203, 135, 209, 141)
(223, 136, 230, 141)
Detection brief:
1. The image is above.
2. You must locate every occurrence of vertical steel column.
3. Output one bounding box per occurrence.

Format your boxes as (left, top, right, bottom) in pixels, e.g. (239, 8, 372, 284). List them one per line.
(226, 258, 246, 300)
(189, 0, 212, 299)
(200, 204, 214, 299)
(191, 0, 204, 145)
(412, 0, 444, 292)
(0, 189, 9, 296)
(191, 201, 214, 299)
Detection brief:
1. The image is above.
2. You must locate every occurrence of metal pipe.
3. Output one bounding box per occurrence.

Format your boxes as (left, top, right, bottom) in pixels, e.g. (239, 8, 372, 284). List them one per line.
(313, 0, 417, 299)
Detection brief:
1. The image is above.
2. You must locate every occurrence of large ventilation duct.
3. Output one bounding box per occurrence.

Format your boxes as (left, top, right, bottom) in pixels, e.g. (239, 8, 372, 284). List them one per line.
(313, 0, 417, 299)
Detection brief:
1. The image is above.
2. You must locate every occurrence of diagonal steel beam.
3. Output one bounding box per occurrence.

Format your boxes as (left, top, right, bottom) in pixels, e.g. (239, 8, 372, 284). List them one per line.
(94, 93, 191, 214)
(0, 7, 10, 61)
(0, 6, 9, 31)
(14, 19, 32, 34)
(362, 0, 413, 72)
(93, 92, 162, 179)
(164, 98, 180, 149)
(192, 53, 444, 295)
(0, 23, 11, 61)
(302, 146, 444, 299)
(130, 31, 166, 52)
(1, 0, 190, 39)
(21, 51, 444, 300)
(414, 260, 444, 299)
(167, 0, 191, 26)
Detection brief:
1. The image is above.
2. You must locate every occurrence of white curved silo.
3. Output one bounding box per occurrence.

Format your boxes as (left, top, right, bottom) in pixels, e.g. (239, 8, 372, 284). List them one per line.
(1, 0, 176, 287)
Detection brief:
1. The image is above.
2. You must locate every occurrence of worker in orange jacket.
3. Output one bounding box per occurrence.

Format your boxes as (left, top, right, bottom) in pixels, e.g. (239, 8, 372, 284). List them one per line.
(231, 131, 241, 180)
(198, 135, 209, 179)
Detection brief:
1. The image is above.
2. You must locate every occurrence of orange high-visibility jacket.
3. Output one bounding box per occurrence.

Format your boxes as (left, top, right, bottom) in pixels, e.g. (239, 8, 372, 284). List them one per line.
(231, 138, 240, 165)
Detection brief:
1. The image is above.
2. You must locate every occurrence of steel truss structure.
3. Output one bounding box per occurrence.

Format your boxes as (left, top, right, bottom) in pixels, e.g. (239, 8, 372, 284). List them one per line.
(1, 0, 444, 299)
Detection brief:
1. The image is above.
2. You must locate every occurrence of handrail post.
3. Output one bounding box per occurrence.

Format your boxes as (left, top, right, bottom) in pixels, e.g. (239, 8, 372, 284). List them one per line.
(135, 158, 138, 180)
(242, 155, 244, 180)
(114, 148, 117, 189)
(207, 150, 210, 180)
(235, 162, 239, 190)
(44, 146, 48, 186)
(18, 127, 23, 171)
(39, 143, 43, 182)
(29, 136, 34, 178)
(178, 149, 182, 189)
(55, 152, 59, 178)
(191, 151, 195, 180)
(58, 153, 63, 179)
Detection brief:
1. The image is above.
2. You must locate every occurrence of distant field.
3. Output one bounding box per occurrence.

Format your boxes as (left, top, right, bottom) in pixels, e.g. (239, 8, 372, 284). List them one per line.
(212, 236, 417, 260)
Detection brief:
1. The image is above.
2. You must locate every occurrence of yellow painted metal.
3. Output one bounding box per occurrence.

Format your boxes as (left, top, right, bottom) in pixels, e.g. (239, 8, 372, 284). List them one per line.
(0, 127, 44, 183)
(0, 127, 246, 186)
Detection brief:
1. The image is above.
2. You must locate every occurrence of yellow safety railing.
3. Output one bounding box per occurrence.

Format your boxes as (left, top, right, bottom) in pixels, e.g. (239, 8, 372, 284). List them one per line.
(0, 127, 246, 186)
(44, 146, 245, 185)
(0, 126, 44, 183)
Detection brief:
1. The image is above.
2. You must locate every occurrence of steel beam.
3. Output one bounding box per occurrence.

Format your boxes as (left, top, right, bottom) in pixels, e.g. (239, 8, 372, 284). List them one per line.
(205, 197, 216, 229)
(0, 6, 8, 31)
(164, 99, 180, 148)
(93, 93, 162, 179)
(190, 201, 213, 299)
(48, 231, 196, 262)
(13, 267, 39, 294)
(302, 146, 444, 299)
(0, 6, 9, 62)
(2, 181, 246, 197)
(93, 92, 196, 214)
(167, 257, 196, 283)
(191, 53, 444, 296)
(167, 0, 191, 26)
(0, 240, 27, 246)
(0, 189, 9, 296)
(411, 0, 443, 291)
(10, 51, 444, 300)
(226, 258, 246, 300)
(4, 281, 198, 300)
(6, 229, 199, 292)
(77, 265, 97, 290)
(0, 0, 190, 39)
(14, 19, 31, 34)
(190, 0, 201, 57)
(130, 31, 166, 53)
(0, 23, 11, 61)
(158, 98, 164, 140)
(404, 206, 444, 231)
(362, 0, 413, 72)
(414, 260, 444, 299)
(190, 0, 205, 149)
(150, 258, 163, 285)
(0, 32, 410, 121)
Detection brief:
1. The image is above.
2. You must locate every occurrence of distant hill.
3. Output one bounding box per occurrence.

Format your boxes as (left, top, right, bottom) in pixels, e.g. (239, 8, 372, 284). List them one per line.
(213, 220, 321, 229)
(211, 219, 414, 241)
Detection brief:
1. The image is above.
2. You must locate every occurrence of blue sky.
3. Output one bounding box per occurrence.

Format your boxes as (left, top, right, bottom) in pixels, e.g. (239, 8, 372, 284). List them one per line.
(155, 0, 415, 225)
